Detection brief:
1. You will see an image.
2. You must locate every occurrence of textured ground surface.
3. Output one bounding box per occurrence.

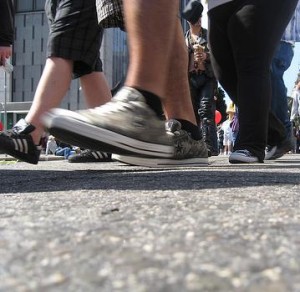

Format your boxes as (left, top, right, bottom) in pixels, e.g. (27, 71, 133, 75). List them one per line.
(1, 154, 300, 291)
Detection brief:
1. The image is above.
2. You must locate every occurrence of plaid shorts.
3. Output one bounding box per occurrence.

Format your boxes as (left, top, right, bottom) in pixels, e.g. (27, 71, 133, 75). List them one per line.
(45, 0, 104, 78)
(96, 0, 125, 30)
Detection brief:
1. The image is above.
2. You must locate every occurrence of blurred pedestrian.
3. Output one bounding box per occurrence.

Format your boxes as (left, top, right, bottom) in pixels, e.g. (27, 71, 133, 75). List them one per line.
(182, 0, 218, 156)
(45, 135, 57, 155)
(290, 75, 300, 123)
(265, 2, 300, 160)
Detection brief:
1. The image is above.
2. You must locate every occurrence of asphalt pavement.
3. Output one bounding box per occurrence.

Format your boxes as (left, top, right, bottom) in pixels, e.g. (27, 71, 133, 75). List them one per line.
(0, 154, 300, 292)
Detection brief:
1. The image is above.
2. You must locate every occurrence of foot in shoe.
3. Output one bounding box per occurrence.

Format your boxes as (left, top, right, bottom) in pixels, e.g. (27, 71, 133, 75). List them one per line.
(68, 149, 112, 163)
(265, 136, 293, 160)
(0, 119, 41, 164)
(43, 87, 174, 158)
(229, 149, 260, 164)
(112, 119, 208, 168)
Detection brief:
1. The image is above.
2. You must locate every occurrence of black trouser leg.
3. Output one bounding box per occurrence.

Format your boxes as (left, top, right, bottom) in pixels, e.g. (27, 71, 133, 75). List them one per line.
(208, 0, 298, 161)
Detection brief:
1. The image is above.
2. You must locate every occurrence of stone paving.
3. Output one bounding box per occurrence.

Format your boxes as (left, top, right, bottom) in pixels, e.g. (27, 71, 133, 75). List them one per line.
(0, 154, 300, 291)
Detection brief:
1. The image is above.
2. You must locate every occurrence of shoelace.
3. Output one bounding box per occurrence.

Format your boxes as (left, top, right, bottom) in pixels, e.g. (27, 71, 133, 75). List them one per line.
(3, 129, 19, 137)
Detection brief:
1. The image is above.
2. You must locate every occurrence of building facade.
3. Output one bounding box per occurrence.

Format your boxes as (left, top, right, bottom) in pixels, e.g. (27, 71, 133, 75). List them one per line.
(0, 0, 191, 129)
(0, 0, 128, 129)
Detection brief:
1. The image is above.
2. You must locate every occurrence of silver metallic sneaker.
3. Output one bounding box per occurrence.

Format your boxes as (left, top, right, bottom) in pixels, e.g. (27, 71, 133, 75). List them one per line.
(43, 87, 173, 158)
(112, 119, 208, 168)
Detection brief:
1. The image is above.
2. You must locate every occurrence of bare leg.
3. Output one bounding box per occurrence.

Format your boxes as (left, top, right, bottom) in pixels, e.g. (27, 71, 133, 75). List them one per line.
(80, 72, 112, 108)
(25, 57, 73, 144)
(123, 0, 196, 125)
(26, 58, 112, 144)
(162, 21, 197, 125)
(123, 0, 178, 98)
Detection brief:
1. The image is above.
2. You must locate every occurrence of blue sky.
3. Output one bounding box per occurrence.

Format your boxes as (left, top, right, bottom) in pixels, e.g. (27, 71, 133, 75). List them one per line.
(201, 4, 300, 102)
(284, 42, 300, 96)
(223, 43, 300, 104)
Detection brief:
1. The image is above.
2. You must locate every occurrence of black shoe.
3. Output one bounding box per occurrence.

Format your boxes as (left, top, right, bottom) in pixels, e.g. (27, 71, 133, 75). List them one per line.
(0, 119, 41, 164)
(68, 149, 112, 163)
(201, 118, 219, 157)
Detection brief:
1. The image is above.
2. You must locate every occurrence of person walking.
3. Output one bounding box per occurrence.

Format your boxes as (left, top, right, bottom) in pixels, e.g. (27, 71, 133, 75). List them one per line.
(207, 0, 299, 163)
(182, 0, 219, 156)
(43, 0, 209, 168)
(290, 76, 300, 123)
(0, 0, 112, 164)
(265, 2, 300, 160)
(222, 103, 236, 156)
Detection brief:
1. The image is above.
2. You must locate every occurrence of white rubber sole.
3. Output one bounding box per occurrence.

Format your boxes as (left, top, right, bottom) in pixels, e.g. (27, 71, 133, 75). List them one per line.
(229, 153, 259, 164)
(43, 109, 174, 158)
(264, 146, 278, 160)
(112, 154, 209, 168)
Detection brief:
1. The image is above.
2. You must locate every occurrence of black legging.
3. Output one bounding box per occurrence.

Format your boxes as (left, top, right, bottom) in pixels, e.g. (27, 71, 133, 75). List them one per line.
(208, 0, 298, 161)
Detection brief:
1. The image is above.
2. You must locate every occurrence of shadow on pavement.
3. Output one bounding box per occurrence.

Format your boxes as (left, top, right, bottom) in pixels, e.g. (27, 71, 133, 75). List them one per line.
(0, 166, 299, 194)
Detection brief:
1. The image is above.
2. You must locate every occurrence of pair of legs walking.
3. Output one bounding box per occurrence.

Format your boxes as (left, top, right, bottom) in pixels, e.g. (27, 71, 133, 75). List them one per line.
(27, 58, 111, 145)
(44, 0, 208, 167)
(189, 73, 219, 155)
(264, 41, 295, 160)
(208, 0, 298, 163)
(0, 0, 112, 164)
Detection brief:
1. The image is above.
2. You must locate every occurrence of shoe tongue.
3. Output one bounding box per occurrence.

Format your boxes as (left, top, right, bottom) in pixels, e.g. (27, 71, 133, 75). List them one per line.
(165, 119, 182, 132)
(13, 119, 35, 134)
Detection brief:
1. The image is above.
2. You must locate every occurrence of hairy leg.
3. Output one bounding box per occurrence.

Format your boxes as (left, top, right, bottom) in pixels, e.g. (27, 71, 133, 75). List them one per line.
(162, 21, 197, 125)
(123, 0, 178, 98)
(123, 0, 196, 124)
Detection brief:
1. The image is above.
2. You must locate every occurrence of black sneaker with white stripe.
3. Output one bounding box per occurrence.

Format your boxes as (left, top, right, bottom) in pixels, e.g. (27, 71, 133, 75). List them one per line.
(0, 119, 41, 164)
(68, 149, 112, 163)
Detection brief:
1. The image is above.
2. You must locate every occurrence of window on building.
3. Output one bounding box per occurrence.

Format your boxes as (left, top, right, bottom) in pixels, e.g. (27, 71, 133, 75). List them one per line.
(16, 0, 45, 12)
(35, 0, 45, 11)
(16, 0, 34, 12)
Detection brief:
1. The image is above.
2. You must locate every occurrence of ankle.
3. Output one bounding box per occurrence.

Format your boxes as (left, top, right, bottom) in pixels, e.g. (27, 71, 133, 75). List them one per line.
(29, 129, 43, 145)
(176, 119, 202, 140)
(132, 87, 164, 118)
